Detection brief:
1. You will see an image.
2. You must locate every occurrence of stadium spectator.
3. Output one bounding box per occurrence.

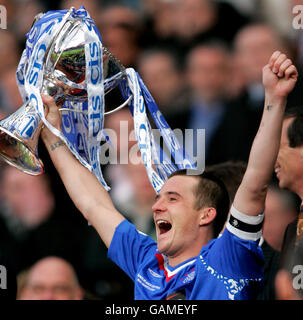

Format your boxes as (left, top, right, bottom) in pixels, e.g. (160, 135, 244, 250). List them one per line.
(0, 166, 55, 236)
(174, 0, 248, 54)
(96, 5, 142, 68)
(168, 42, 245, 165)
(17, 256, 83, 300)
(263, 183, 299, 252)
(140, 0, 179, 50)
(0, 165, 89, 280)
(137, 48, 188, 117)
(275, 106, 303, 268)
(233, 23, 290, 100)
(143, 0, 178, 41)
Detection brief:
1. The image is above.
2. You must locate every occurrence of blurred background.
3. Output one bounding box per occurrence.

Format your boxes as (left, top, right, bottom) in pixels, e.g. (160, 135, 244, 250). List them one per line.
(0, 0, 303, 300)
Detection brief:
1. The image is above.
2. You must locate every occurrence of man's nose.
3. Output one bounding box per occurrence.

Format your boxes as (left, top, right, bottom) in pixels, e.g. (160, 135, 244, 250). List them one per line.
(152, 197, 166, 213)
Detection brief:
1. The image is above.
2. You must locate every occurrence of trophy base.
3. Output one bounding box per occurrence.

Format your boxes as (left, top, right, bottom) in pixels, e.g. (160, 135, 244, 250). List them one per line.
(0, 127, 44, 175)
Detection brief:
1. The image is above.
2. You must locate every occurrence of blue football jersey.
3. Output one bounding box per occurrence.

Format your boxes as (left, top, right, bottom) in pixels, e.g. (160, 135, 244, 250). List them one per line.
(108, 205, 264, 300)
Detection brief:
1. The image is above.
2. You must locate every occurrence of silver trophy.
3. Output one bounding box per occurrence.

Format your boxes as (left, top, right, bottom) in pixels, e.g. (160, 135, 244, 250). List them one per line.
(0, 8, 129, 176)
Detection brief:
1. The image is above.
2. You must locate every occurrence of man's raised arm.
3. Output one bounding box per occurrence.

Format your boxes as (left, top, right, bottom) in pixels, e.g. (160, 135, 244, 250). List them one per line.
(234, 51, 298, 216)
(41, 95, 125, 248)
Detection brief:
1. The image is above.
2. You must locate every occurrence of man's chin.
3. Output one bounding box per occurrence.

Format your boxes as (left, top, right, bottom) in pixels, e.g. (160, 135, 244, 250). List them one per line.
(157, 238, 171, 255)
(157, 242, 168, 254)
(278, 177, 291, 191)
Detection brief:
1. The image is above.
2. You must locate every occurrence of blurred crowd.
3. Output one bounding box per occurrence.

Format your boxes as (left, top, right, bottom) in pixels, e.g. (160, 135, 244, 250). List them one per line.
(0, 0, 303, 300)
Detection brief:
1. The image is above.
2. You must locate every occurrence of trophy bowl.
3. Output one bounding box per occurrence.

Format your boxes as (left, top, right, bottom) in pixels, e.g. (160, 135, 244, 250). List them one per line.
(0, 9, 127, 175)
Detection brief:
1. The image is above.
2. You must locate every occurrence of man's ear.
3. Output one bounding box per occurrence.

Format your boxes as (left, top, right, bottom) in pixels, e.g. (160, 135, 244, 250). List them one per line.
(199, 207, 217, 226)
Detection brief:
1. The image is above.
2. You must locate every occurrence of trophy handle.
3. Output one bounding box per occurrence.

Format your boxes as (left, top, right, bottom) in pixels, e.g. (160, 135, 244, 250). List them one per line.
(58, 95, 133, 115)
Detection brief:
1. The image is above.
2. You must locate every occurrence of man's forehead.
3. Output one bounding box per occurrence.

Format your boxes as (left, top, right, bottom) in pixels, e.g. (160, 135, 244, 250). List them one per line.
(161, 175, 198, 193)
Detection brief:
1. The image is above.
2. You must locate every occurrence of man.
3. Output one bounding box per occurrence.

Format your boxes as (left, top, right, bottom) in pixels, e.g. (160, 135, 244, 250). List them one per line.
(168, 42, 231, 161)
(137, 48, 187, 117)
(233, 23, 289, 99)
(40, 51, 297, 299)
(17, 256, 83, 300)
(263, 183, 299, 252)
(275, 105, 303, 267)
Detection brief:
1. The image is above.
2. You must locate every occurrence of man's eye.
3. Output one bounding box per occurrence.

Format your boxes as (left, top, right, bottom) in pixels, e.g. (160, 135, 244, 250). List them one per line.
(169, 198, 177, 201)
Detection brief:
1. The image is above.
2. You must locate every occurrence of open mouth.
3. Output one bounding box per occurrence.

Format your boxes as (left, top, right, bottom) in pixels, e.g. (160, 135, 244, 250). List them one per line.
(156, 220, 172, 235)
(274, 165, 281, 178)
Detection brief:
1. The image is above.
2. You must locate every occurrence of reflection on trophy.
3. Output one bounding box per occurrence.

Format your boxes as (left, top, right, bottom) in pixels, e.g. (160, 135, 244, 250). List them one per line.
(0, 8, 128, 176)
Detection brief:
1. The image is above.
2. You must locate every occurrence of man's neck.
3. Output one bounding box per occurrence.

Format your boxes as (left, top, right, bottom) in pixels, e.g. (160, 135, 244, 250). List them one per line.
(168, 230, 213, 267)
(293, 184, 303, 204)
(168, 252, 198, 268)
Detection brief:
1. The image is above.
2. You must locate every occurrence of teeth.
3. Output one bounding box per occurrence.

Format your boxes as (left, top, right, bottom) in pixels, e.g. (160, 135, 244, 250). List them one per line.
(157, 220, 169, 226)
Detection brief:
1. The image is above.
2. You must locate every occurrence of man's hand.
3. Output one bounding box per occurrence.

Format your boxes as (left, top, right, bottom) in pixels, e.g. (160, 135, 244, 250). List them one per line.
(40, 95, 62, 143)
(263, 51, 298, 101)
(234, 51, 298, 217)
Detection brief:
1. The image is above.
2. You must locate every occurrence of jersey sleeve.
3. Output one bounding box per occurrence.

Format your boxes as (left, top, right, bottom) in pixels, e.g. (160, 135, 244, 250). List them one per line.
(108, 219, 157, 281)
(204, 204, 264, 280)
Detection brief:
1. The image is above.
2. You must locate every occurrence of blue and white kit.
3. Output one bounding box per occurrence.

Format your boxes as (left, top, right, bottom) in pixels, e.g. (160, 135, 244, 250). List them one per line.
(108, 205, 264, 300)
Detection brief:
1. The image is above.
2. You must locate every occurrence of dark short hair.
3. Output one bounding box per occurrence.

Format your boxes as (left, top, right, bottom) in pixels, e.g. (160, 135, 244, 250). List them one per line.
(206, 161, 247, 205)
(284, 106, 303, 148)
(169, 169, 230, 238)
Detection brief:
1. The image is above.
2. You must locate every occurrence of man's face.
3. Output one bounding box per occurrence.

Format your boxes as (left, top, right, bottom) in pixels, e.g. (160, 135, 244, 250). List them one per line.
(138, 53, 181, 106)
(152, 175, 201, 257)
(234, 25, 282, 85)
(275, 118, 303, 192)
(187, 47, 228, 103)
(1, 167, 53, 227)
(20, 259, 82, 300)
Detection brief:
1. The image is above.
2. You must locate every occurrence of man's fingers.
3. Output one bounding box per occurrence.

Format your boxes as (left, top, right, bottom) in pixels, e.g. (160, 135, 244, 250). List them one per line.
(41, 94, 62, 130)
(269, 51, 281, 67)
(272, 53, 287, 74)
(268, 51, 297, 80)
(43, 103, 49, 117)
(277, 59, 292, 78)
(42, 94, 57, 109)
(284, 65, 298, 80)
(41, 95, 60, 118)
